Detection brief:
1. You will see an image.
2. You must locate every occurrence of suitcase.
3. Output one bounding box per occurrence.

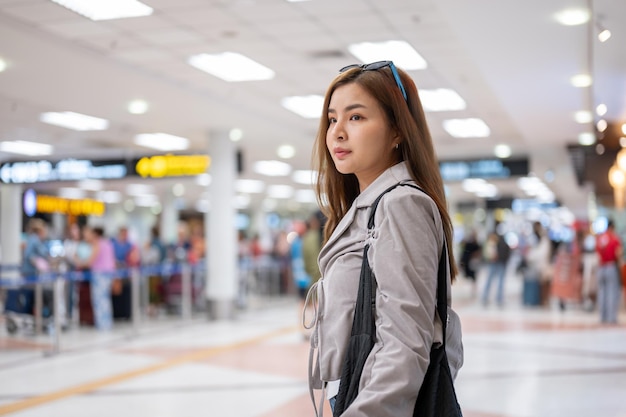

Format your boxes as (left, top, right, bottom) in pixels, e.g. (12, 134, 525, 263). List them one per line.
(112, 279, 131, 320)
(78, 281, 94, 326)
(522, 278, 541, 306)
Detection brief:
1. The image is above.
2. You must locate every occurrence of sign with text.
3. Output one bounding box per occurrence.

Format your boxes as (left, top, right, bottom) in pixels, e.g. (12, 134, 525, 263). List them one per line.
(134, 154, 210, 178)
(439, 158, 528, 182)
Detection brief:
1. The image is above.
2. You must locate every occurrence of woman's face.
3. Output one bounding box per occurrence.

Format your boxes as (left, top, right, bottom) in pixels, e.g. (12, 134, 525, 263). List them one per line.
(326, 82, 399, 191)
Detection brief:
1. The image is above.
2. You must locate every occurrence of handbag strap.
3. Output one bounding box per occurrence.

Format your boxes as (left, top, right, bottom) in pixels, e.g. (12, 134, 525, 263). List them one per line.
(366, 182, 450, 345)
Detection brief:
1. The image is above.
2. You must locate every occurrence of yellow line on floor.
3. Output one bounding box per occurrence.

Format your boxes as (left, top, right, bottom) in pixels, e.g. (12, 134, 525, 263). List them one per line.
(0, 325, 298, 415)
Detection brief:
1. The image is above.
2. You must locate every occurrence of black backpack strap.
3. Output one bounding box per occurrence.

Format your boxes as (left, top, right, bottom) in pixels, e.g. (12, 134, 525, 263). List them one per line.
(367, 182, 449, 344)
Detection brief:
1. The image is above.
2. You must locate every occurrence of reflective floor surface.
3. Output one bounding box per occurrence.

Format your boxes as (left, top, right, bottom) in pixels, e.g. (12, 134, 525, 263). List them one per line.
(1, 273, 625, 417)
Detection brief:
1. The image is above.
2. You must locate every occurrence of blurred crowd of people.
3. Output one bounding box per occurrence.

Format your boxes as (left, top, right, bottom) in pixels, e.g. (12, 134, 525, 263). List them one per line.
(458, 218, 624, 324)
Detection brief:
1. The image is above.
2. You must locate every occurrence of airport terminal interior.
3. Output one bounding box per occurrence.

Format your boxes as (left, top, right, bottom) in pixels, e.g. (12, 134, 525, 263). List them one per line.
(1, 0, 626, 416)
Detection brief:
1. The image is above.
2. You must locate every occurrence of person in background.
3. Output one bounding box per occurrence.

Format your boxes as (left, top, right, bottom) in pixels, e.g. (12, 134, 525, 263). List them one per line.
(524, 221, 553, 306)
(581, 230, 598, 311)
(459, 230, 482, 298)
(306, 60, 462, 415)
(143, 226, 166, 316)
(290, 221, 311, 337)
(302, 210, 324, 287)
(62, 223, 81, 322)
(112, 227, 133, 271)
(22, 218, 50, 280)
(595, 220, 622, 324)
(481, 230, 511, 307)
(80, 226, 116, 330)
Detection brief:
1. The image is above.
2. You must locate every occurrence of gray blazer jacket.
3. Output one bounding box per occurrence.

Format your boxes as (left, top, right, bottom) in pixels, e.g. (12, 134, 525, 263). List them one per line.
(309, 162, 463, 417)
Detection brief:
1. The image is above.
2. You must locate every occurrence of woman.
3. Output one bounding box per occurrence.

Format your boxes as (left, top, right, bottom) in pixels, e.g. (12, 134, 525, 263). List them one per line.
(22, 218, 50, 279)
(306, 61, 463, 416)
(80, 226, 116, 330)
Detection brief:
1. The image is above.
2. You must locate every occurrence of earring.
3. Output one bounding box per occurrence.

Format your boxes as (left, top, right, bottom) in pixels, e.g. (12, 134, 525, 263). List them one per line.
(395, 143, 399, 150)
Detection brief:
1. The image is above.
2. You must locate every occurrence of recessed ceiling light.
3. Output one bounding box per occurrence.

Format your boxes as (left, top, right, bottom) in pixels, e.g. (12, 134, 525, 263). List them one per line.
(554, 8, 590, 26)
(574, 110, 593, 124)
(442, 118, 490, 138)
(578, 132, 595, 145)
(277, 144, 296, 159)
(0, 140, 53, 156)
(596, 103, 607, 116)
(236, 179, 265, 193)
(134, 133, 189, 151)
(596, 119, 607, 132)
(229, 128, 243, 142)
(419, 89, 466, 111)
(281, 95, 324, 119)
(598, 28, 611, 42)
(494, 144, 512, 158)
(570, 74, 592, 87)
(40, 111, 109, 131)
(253, 160, 292, 177)
(49, 0, 153, 21)
(128, 99, 148, 114)
(188, 52, 275, 82)
(348, 40, 427, 70)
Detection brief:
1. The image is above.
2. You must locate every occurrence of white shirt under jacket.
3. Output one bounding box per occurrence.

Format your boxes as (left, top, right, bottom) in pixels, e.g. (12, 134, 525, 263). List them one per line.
(309, 161, 463, 417)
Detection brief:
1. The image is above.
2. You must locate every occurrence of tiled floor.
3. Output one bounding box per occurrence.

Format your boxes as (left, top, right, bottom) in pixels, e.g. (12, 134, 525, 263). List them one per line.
(1, 274, 626, 417)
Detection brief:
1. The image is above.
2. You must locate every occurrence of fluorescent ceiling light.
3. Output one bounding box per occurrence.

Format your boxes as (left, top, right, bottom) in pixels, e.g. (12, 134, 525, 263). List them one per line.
(574, 110, 592, 124)
(348, 40, 427, 70)
(50, 0, 153, 21)
(96, 190, 122, 204)
(554, 8, 590, 26)
(253, 160, 292, 177)
(281, 95, 324, 119)
(126, 183, 154, 196)
(267, 185, 294, 199)
(134, 194, 159, 207)
(128, 99, 148, 114)
(40, 111, 109, 131)
(570, 74, 592, 87)
(578, 132, 595, 145)
(295, 189, 317, 204)
(292, 170, 318, 185)
(59, 187, 85, 199)
(0, 140, 53, 156)
(236, 179, 265, 193)
(494, 144, 511, 158)
(419, 89, 466, 112)
(442, 118, 490, 138)
(78, 179, 103, 191)
(196, 173, 212, 186)
(188, 52, 275, 82)
(134, 133, 189, 151)
(277, 144, 296, 159)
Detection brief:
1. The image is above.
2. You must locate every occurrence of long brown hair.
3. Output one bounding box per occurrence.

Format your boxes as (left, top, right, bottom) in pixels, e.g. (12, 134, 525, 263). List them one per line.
(312, 64, 458, 279)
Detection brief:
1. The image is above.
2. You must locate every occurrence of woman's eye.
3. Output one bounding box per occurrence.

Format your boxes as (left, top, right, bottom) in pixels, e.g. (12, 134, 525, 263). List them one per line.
(350, 114, 362, 121)
(328, 117, 337, 124)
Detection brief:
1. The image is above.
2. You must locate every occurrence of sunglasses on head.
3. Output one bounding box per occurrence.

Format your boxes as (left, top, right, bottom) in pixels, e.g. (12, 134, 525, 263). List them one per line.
(339, 60, 408, 102)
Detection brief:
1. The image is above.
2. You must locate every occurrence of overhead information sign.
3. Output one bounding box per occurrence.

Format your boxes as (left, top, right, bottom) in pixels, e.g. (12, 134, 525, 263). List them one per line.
(134, 154, 210, 178)
(24, 190, 105, 217)
(439, 158, 528, 182)
(0, 159, 127, 184)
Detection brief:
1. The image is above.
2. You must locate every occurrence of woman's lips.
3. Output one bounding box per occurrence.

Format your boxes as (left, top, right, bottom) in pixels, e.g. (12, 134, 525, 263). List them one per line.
(334, 148, 351, 159)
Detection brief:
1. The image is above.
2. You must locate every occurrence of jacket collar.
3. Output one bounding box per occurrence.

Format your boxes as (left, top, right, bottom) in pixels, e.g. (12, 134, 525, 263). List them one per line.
(323, 162, 413, 249)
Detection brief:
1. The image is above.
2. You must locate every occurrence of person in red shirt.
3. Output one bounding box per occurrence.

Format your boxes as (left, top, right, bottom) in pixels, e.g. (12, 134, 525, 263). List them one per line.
(595, 220, 623, 324)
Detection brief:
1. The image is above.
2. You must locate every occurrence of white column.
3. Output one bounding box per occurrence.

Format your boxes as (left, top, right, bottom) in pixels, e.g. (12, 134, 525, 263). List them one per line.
(205, 130, 238, 320)
(160, 191, 179, 246)
(1, 184, 23, 280)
